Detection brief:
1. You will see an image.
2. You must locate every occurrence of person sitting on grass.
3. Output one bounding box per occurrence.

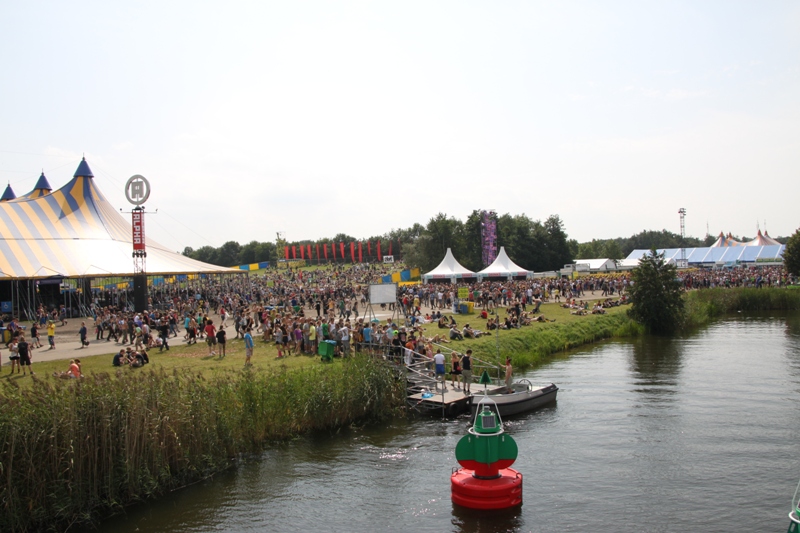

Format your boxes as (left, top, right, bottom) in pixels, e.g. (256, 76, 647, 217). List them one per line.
(113, 349, 126, 366)
(462, 324, 482, 339)
(449, 324, 464, 341)
(54, 358, 81, 379)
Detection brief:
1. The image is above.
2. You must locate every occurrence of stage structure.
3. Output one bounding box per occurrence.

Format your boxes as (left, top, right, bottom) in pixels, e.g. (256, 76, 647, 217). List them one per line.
(481, 210, 497, 267)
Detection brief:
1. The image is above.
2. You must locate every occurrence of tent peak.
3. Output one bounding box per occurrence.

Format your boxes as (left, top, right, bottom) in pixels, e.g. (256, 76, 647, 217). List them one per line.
(73, 157, 94, 178)
(34, 171, 52, 191)
(1, 183, 16, 201)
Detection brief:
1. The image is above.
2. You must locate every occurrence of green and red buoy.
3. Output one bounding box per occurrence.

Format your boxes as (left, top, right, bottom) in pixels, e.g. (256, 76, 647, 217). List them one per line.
(451, 397, 522, 510)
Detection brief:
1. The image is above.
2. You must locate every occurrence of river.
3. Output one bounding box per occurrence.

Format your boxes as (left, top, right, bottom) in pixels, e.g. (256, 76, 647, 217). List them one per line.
(86, 313, 800, 532)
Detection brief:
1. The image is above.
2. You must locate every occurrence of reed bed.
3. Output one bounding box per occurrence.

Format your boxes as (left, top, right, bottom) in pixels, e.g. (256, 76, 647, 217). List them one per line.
(684, 287, 800, 327)
(0, 355, 404, 532)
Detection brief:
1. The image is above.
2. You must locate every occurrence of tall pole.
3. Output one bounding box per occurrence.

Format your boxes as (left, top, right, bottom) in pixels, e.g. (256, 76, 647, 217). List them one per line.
(678, 208, 687, 268)
(126, 175, 151, 313)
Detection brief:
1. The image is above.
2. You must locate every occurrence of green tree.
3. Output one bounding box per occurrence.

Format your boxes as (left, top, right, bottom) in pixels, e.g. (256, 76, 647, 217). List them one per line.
(628, 251, 685, 335)
(602, 240, 623, 260)
(783, 228, 800, 277)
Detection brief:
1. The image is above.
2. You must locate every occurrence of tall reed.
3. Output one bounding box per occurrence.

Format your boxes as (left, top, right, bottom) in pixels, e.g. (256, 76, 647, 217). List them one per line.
(0, 355, 404, 532)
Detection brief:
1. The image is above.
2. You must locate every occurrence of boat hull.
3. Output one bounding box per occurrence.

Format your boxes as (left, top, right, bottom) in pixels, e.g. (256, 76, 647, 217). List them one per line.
(470, 383, 558, 418)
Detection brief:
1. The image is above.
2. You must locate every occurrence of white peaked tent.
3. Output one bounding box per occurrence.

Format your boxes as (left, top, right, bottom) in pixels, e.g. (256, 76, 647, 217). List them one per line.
(477, 246, 532, 279)
(422, 248, 476, 282)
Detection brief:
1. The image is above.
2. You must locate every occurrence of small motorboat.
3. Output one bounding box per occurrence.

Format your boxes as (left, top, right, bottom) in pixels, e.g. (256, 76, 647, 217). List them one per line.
(788, 476, 800, 532)
(469, 379, 558, 418)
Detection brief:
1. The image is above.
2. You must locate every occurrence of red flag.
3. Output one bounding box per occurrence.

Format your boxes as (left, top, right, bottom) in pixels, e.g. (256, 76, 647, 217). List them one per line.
(340, 242, 345, 260)
(358, 242, 363, 263)
(350, 242, 355, 262)
(316, 243, 320, 262)
(377, 240, 381, 260)
(292, 246, 297, 259)
(368, 241, 371, 257)
(332, 242, 336, 259)
(307, 244, 312, 259)
(284, 246, 289, 260)
(324, 243, 328, 259)
(300, 246, 305, 259)
(388, 241, 392, 256)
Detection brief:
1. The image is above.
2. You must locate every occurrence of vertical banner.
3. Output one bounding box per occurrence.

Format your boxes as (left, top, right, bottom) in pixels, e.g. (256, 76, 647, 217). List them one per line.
(358, 242, 363, 263)
(316, 243, 321, 262)
(377, 240, 381, 260)
(307, 244, 312, 259)
(350, 242, 355, 263)
(368, 241, 371, 257)
(284, 246, 289, 260)
(324, 243, 328, 260)
(300, 246, 305, 259)
(292, 246, 297, 259)
(388, 241, 392, 256)
(340, 242, 345, 260)
(131, 210, 145, 251)
(332, 242, 336, 260)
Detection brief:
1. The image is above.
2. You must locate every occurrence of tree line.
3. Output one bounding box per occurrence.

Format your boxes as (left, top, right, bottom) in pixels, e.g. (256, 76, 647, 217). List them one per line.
(181, 211, 794, 272)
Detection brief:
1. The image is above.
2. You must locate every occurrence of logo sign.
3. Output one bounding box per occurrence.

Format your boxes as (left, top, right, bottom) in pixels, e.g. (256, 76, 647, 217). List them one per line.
(383, 255, 395, 263)
(125, 175, 151, 206)
(132, 210, 145, 251)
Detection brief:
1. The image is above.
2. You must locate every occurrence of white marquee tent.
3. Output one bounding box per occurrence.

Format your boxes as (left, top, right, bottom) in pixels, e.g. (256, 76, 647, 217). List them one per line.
(476, 247, 532, 278)
(422, 248, 475, 282)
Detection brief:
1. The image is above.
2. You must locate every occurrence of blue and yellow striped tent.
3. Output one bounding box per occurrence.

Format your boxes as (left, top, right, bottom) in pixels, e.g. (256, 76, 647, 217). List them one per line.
(0, 158, 238, 279)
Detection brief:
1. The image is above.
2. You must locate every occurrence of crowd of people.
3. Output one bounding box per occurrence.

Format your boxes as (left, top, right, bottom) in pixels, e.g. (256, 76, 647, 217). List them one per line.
(0, 262, 795, 376)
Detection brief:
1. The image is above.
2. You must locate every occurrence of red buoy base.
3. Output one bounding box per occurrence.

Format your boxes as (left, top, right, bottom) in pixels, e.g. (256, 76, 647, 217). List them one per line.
(451, 467, 522, 510)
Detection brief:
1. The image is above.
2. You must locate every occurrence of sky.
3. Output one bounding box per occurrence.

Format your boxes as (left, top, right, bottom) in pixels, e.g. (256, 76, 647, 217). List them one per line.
(1, 1, 798, 253)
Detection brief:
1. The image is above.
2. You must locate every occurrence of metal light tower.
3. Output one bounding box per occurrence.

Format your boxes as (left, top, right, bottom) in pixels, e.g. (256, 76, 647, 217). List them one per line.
(678, 208, 687, 268)
(126, 175, 151, 312)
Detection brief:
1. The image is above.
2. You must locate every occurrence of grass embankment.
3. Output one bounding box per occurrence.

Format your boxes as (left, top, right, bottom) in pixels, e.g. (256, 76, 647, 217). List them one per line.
(0, 355, 404, 532)
(684, 287, 800, 327)
(413, 303, 639, 370)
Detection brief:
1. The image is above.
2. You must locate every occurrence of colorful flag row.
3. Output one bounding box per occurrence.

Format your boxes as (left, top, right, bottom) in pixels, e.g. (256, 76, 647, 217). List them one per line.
(283, 240, 399, 262)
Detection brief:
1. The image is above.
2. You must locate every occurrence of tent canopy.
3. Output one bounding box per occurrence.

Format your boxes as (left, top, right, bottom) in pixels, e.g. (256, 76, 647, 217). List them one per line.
(422, 248, 475, 280)
(0, 158, 239, 279)
(477, 246, 531, 278)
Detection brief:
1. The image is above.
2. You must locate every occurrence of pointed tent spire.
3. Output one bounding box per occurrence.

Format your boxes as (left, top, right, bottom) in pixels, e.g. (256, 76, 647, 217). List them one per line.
(1, 183, 16, 201)
(34, 171, 52, 191)
(73, 157, 94, 178)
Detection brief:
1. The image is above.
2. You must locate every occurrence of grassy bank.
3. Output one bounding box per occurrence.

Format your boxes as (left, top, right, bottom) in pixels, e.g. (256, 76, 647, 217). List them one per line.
(684, 287, 800, 327)
(0, 355, 404, 532)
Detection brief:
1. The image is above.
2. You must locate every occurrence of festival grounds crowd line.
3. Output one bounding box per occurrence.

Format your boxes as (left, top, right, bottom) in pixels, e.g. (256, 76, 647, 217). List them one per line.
(0, 263, 793, 375)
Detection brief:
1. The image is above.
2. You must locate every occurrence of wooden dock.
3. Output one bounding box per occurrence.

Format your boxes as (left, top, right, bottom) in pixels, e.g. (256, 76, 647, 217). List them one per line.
(407, 383, 507, 417)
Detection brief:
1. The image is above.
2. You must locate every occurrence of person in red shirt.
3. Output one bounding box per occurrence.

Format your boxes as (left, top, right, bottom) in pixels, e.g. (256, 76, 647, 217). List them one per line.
(204, 319, 217, 356)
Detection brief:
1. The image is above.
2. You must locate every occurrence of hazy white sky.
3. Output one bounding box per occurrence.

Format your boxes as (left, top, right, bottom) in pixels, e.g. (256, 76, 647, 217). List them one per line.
(1, 1, 798, 251)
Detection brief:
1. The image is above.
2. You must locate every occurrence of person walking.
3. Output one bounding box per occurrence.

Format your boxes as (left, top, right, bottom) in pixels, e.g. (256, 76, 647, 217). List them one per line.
(433, 349, 447, 392)
(216, 325, 227, 357)
(78, 321, 89, 348)
(47, 320, 56, 349)
(450, 351, 462, 390)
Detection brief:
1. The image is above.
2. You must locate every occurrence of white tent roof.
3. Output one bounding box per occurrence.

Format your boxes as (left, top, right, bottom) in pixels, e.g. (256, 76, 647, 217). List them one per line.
(422, 248, 476, 280)
(577, 258, 617, 271)
(477, 246, 531, 277)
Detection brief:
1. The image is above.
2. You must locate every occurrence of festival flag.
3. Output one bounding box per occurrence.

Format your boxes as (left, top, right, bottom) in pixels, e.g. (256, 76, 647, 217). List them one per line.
(300, 246, 305, 259)
(284, 246, 289, 260)
(316, 243, 320, 262)
(358, 241, 363, 263)
(324, 243, 329, 260)
(388, 241, 392, 256)
(368, 241, 371, 257)
(307, 244, 312, 259)
(350, 242, 355, 263)
(292, 245, 297, 259)
(377, 240, 381, 260)
(340, 242, 345, 260)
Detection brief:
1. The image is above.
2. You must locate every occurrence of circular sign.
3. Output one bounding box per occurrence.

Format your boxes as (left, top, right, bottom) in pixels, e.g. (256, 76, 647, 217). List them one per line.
(125, 175, 151, 206)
